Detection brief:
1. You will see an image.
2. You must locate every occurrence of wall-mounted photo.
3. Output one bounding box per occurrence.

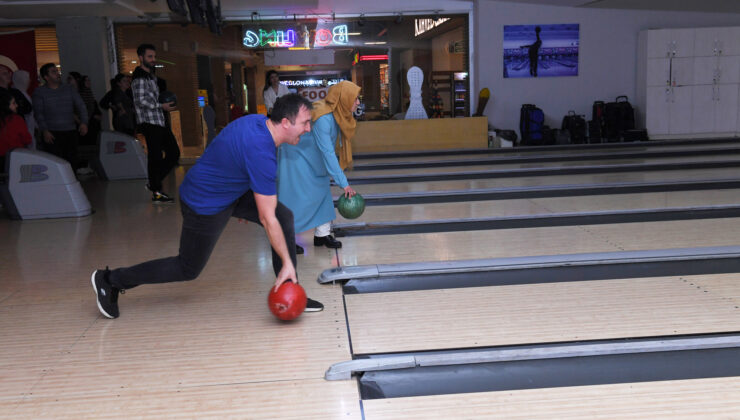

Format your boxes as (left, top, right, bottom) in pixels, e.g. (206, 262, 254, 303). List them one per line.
(503, 24, 579, 78)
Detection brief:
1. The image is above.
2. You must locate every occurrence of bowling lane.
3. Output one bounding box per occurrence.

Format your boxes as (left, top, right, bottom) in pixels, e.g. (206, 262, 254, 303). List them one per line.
(354, 141, 740, 164)
(352, 167, 740, 195)
(335, 189, 740, 223)
(336, 217, 740, 267)
(362, 377, 740, 419)
(347, 153, 740, 177)
(345, 274, 740, 354)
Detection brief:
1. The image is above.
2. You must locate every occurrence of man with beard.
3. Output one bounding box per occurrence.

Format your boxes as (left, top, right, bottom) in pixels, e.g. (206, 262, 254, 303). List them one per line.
(132, 43, 180, 203)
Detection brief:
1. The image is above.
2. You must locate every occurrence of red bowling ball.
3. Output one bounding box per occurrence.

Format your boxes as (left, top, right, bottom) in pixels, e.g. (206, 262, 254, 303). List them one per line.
(268, 281, 307, 321)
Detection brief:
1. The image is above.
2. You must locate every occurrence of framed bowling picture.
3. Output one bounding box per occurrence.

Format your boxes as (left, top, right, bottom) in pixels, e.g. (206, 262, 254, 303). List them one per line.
(503, 24, 579, 78)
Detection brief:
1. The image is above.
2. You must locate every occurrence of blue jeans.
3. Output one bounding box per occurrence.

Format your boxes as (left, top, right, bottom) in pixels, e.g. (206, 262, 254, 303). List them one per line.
(109, 192, 296, 289)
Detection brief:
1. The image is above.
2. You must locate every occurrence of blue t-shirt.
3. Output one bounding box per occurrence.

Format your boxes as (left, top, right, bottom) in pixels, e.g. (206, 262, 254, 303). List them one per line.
(180, 114, 277, 215)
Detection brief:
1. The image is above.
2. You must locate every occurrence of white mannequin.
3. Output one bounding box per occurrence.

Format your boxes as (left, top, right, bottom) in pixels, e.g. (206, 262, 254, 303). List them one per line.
(405, 66, 428, 120)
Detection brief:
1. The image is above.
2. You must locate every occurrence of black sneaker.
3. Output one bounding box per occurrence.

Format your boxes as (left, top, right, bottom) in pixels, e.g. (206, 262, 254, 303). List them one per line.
(152, 191, 174, 204)
(314, 235, 342, 249)
(91, 268, 120, 319)
(304, 297, 324, 312)
(296, 244, 305, 255)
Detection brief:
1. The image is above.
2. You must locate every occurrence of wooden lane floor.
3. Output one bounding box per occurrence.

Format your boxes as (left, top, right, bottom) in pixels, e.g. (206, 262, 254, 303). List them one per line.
(354, 139, 740, 164)
(344, 273, 740, 354)
(0, 172, 362, 418)
(347, 153, 740, 177)
(353, 167, 740, 195)
(351, 144, 740, 171)
(362, 377, 740, 419)
(334, 216, 740, 270)
(335, 188, 740, 223)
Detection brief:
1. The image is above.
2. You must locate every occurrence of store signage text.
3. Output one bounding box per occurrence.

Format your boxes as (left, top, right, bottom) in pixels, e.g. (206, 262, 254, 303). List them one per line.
(298, 87, 329, 102)
(243, 25, 349, 48)
(284, 79, 344, 87)
(414, 18, 450, 37)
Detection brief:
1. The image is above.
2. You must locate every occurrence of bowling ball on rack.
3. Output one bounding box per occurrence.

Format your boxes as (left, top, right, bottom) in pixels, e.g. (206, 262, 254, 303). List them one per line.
(337, 193, 365, 219)
(267, 281, 307, 321)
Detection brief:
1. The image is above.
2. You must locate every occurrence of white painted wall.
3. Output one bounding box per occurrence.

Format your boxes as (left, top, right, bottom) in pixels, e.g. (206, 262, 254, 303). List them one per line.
(474, 0, 740, 134)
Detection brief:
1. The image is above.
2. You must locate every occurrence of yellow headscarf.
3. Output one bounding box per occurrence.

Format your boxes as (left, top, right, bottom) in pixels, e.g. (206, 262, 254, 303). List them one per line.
(310, 81, 361, 170)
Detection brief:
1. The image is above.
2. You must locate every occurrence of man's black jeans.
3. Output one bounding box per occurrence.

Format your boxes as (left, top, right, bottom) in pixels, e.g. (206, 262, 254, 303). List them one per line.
(42, 130, 79, 169)
(109, 192, 297, 289)
(139, 123, 180, 193)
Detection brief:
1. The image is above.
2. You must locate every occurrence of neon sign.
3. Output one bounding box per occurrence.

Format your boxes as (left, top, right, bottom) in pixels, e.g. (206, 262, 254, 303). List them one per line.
(243, 25, 349, 48)
(243, 29, 297, 48)
(360, 55, 388, 62)
(283, 79, 344, 87)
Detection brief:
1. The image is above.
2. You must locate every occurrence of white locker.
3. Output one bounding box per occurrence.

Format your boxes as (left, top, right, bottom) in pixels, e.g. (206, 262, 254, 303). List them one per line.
(689, 85, 738, 134)
(693, 56, 717, 85)
(647, 58, 670, 87)
(644, 26, 740, 138)
(646, 86, 670, 135)
(669, 86, 693, 135)
(716, 84, 739, 133)
(723, 27, 740, 56)
(647, 28, 695, 58)
(694, 27, 725, 57)
(671, 57, 694, 86)
(718, 55, 740, 84)
(691, 85, 716, 134)
(671, 28, 696, 57)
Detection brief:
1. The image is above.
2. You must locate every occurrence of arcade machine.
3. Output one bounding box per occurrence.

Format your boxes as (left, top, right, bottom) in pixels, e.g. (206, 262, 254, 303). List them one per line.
(198, 89, 216, 147)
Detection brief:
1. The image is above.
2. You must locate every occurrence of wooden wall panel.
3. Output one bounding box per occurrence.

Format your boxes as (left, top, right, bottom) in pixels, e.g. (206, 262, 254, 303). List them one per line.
(115, 24, 244, 152)
(351, 116, 488, 153)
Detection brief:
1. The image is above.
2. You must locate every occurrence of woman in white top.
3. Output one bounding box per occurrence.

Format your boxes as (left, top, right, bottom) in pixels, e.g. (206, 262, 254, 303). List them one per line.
(262, 70, 291, 115)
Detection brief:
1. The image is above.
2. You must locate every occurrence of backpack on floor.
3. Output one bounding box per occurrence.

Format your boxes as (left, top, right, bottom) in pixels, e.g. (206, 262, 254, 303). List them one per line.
(561, 111, 587, 144)
(604, 96, 635, 141)
(520, 104, 545, 146)
(542, 126, 556, 146)
(588, 120, 602, 143)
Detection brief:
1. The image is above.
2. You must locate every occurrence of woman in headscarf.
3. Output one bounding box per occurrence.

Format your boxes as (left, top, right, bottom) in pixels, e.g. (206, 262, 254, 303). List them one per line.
(277, 81, 360, 252)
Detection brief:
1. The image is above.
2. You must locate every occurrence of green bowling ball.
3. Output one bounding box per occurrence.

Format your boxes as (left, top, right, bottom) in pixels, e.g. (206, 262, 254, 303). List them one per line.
(337, 193, 365, 219)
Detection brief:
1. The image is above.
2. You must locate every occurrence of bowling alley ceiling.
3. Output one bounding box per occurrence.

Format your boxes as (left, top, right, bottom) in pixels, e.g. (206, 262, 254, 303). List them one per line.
(1, 0, 739, 23)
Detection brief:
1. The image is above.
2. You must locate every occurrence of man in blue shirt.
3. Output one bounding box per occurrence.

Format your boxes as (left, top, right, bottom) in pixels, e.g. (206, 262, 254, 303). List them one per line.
(91, 94, 323, 318)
